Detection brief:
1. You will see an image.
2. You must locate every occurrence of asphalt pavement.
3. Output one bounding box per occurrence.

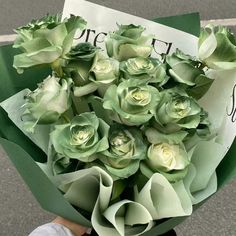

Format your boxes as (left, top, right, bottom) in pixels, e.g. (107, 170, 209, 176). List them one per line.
(0, 0, 235, 235)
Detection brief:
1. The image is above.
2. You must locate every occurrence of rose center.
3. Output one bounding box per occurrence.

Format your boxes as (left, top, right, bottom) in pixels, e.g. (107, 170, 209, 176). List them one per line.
(161, 145, 175, 165)
(131, 89, 151, 104)
(172, 98, 191, 117)
(128, 58, 154, 73)
(70, 127, 93, 146)
(152, 143, 177, 169)
(110, 131, 133, 155)
(94, 60, 112, 73)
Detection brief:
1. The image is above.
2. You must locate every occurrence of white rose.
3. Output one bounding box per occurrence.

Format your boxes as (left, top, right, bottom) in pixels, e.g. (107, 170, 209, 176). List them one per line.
(147, 143, 188, 172)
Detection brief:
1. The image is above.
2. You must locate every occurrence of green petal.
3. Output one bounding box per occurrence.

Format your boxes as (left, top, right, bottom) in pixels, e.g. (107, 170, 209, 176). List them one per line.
(178, 114, 201, 129)
(62, 29, 77, 55)
(34, 24, 67, 46)
(118, 44, 152, 61)
(145, 128, 188, 144)
(198, 26, 217, 61)
(27, 46, 62, 63)
(64, 15, 87, 33)
(71, 112, 99, 130)
(199, 25, 236, 69)
(104, 160, 140, 179)
(169, 63, 199, 86)
(20, 37, 52, 52)
(13, 53, 40, 72)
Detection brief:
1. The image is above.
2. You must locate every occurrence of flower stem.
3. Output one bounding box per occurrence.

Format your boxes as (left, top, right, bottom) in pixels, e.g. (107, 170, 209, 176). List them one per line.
(61, 114, 70, 123)
(51, 59, 64, 78)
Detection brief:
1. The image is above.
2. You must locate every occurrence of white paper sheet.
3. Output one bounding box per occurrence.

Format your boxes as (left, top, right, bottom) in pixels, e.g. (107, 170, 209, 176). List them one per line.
(62, 0, 198, 57)
(62, 0, 236, 154)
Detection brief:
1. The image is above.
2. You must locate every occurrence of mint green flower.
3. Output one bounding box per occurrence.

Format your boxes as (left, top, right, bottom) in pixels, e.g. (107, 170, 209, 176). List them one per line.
(90, 57, 119, 85)
(120, 57, 168, 85)
(71, 53, 119, 97)
(13, 14, 86, 73)
(64, 42, 100, 86)
(106, 24, 153, 61)
(50, 112, 109, 162)
(166, 49, 213, 99)
(103, 79, 160, 126)
(166, 49, 209, 86)
(67, 42, 98, 61)
(23, 75, 72, 132)
(154, 88, 203, 133)
(99, 125, 147, 178)
(144, 128, 190, 182)
(198, 24, 236, 69)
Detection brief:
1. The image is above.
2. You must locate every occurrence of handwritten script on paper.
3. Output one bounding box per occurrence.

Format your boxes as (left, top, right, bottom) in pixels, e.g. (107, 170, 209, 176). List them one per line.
(227, 84, 236, 123)
(76, 29, 173, 58)
(63, 0, 198, 57)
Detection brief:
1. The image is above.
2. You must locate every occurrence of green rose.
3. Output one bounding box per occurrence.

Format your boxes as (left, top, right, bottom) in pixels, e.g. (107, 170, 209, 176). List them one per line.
(103, 79, 160, 126)
(148, 143, 188, 172)
(166, 49, 210, 86)
(154, 88, 203, 133)
(100, 125, 147, 178)
(50, 112, 109, 162)
(106, 24, 153, 61)
(144, 128, 190, 182)
(73, 54, 119, 97)
(65, 42, 100, 86)
(23, 75, 72, 132)
(166, 50, 213, 99)
(13, 14, 87, 74)
(120, 57, 168, 85)
(90, 57, 119, 85)
(198, 24, 236, 69)
(67, 42, 98, 61)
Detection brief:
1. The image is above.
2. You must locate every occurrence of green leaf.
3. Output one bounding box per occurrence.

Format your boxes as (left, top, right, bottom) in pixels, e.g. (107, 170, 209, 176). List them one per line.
(111, 180, 126, 201)
(186, 75, 214, 100)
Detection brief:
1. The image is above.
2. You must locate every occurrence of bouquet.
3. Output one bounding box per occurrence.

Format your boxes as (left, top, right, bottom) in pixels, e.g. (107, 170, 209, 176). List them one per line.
(0, 0, 236, 235)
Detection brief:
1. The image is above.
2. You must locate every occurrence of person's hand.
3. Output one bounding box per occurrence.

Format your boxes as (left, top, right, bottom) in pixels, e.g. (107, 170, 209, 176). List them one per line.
(53, 217, 90, 236)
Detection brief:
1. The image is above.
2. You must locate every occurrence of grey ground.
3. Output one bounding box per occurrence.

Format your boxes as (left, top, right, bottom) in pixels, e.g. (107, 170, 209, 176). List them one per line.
(0, 0, 235, 235)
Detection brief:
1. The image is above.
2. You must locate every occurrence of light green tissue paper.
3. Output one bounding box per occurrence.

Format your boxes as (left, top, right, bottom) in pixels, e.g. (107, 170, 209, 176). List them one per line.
(0, 89, 51, 153)
(103, 200, 154, 236)
(51, 167, 113, 213)
(135, 173, 192, 220)
(190, 139, 225, 192)
(183, 138, 225, 204)
(184, 164, 217, 205)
